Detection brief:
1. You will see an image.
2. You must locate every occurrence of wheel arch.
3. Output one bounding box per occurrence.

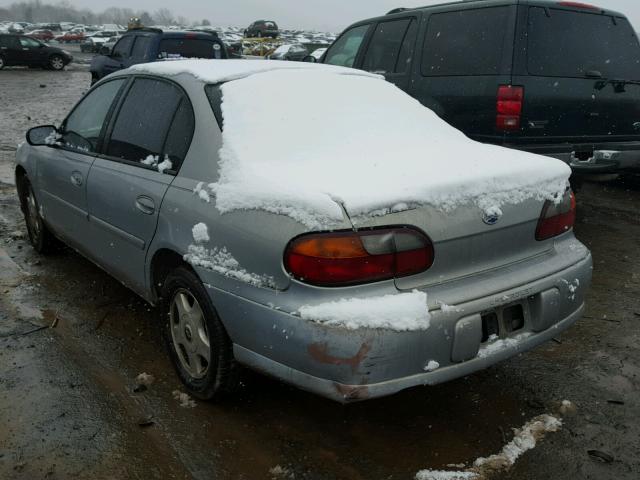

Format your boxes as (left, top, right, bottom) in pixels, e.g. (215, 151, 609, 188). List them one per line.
(149, 248, 198, 304)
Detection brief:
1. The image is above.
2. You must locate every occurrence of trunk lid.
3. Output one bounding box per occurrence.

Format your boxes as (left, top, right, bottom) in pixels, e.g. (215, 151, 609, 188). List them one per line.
(350, 198, 551, 292)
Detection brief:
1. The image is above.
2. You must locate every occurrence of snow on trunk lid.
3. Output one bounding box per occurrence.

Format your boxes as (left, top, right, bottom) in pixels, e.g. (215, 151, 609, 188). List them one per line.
(210, 68, 570, 229)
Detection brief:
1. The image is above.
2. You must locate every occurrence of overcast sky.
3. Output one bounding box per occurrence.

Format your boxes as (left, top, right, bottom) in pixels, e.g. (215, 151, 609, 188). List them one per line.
(3, 0, 640, 31)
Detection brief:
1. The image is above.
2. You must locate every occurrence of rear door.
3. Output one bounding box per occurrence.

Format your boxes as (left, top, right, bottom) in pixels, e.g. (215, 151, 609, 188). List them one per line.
(85, 76, 194, 294)
(359, 16, 419, 91)
(513, 5, 640, 145)
(411, 5, 516, 141)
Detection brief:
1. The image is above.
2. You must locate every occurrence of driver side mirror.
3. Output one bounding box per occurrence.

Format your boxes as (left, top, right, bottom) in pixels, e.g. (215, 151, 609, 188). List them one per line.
(26, 125, 60, 146)
(100, 45, 113, 55)
(303, 55, 317, 63)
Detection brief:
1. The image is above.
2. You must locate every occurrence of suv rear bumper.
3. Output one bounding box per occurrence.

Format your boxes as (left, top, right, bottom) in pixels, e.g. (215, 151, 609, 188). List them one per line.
(507, 141, 640, 173)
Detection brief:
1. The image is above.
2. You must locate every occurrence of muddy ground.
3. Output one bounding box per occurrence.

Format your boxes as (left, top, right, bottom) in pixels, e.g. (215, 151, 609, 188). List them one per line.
(0, 63, 639, 480)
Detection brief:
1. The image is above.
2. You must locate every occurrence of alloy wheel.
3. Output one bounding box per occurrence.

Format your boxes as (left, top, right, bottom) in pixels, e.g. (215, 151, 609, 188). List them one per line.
(169, 289, 211, 379)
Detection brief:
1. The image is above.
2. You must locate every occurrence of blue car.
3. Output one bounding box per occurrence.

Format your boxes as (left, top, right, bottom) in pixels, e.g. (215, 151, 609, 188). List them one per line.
(90, 28, 227, 84)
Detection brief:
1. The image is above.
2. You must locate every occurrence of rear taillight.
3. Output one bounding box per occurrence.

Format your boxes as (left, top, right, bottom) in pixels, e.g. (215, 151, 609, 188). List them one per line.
(497, 85, 524, 131)
(284, 227, 434, 286)
(536, 190, 576, 241)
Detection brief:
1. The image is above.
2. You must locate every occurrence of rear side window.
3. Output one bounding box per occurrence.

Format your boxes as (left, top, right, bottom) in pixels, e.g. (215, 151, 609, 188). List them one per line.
(163, 99, 195, 170)
(159, 38, 223, 59)
(106, 78, 187, 169)
(362, 18, 412, 74)
(421, 7, 510, 76)
(527, 7, 640, 79)
(324, 24, 369, 68)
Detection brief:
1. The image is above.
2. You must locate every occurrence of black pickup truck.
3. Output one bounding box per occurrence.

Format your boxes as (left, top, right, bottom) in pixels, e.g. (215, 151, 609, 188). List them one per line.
(320, 0, 640, 174)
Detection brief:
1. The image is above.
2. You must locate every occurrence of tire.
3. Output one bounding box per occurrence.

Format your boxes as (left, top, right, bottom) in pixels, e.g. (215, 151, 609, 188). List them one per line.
(19, 178, 59, 254)
(49, 54, 65, 71)
(161, 266, 239, 400)
(0, 56, 5, 70)
(256, 31, 262, 38)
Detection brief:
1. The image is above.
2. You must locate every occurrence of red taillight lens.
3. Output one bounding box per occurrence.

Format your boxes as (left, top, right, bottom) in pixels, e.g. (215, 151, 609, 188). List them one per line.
(284, 227, 434, 286)
(536, 190, 576, 241)
(497, 85, 524, 131)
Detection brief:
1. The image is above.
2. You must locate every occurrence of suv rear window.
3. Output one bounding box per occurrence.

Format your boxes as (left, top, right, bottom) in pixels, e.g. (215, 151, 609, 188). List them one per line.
(527, 7, 640, 80)
(421, 6, 510, 76)
(159, 38, 223, 59)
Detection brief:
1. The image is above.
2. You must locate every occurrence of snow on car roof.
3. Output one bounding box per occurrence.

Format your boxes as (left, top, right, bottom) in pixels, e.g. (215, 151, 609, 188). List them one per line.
(128, 59, 378, 84)
(132, 60, 570, 228)
(212, 68, 571, 228)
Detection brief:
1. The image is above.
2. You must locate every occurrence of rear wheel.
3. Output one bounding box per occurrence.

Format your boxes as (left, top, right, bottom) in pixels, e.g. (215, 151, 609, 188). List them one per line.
(49, 54, 64, 71)
(20, 178, 59, 254)
(161, 267, 239, 400)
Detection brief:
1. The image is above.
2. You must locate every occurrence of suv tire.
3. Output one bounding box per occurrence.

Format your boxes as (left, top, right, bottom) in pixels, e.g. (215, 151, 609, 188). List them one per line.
(161, 266, 239, 400)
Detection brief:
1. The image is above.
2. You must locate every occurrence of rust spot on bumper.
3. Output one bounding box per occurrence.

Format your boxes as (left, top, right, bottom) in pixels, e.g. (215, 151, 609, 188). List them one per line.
(307, 342, 371, 373)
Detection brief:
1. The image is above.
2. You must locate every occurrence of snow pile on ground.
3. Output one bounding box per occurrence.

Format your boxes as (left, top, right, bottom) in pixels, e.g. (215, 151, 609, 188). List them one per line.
(477, 332, 532, 358)
(172, 390, 197, 408)
(204, 66, 570, 228)
(416, 471, 477, 480)
(135, 372, 154, 386)
(415, 413, 563, 480)
(297, 290, 430, 331)
(473, 414, 562, 471)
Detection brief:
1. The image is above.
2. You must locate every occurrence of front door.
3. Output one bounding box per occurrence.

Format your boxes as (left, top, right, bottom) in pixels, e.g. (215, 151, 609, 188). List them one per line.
(35, 78, 127, 246)
(86, 76, 194, 293)
(102, 35, 134, 75)
(17, 36, 47, 65)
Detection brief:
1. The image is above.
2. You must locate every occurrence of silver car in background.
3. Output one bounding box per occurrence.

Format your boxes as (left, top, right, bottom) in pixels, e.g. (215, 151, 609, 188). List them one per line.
(15, 60, 592, 403)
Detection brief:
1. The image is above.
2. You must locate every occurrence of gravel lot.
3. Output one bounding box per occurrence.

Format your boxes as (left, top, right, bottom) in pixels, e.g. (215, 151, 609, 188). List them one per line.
(0, 64, 639, 480)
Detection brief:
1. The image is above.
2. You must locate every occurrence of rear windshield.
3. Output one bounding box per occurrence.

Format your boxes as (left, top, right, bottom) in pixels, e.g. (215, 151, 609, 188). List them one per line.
(159, 38, 224, 59)
(527, 7, 640, 79)
(421, 6, 511, 76)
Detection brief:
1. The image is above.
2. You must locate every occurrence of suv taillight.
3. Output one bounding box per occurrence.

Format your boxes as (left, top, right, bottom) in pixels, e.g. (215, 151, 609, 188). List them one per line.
(497, 85, 524, 131)
(284, 227, 434, 287)
(536, 190, 576, 241)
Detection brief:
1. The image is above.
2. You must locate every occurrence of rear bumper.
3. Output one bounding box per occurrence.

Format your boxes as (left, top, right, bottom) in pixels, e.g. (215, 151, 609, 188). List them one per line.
(203, 244, 592, 403)
(506, 141, 640, 173)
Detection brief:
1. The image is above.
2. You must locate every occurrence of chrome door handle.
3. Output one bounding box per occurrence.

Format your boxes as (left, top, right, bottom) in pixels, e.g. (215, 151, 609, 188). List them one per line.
(135, 195, 155, 215)
(70, 171, 83, 187)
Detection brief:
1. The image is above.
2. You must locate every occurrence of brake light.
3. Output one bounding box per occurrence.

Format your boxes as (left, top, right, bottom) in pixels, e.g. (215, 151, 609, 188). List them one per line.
(284, 227, 434, 286)
(497, 85, 524, 131)
(535, 190, 576, 241)
(557, 2, 600, 11)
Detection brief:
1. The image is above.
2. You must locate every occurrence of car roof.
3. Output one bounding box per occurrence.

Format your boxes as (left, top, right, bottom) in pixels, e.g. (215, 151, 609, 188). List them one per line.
(121, 28, 220, 39)
(120, 59, 379, 85)
(371, 0, 624, 22)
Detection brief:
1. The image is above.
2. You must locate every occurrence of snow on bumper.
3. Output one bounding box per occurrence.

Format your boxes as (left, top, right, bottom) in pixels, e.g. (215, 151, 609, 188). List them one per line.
(202, 251, 592, 403)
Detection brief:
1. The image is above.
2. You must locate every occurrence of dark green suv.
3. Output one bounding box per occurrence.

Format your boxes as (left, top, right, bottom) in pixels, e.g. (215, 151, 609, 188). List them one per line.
(321, 0, 640, 174)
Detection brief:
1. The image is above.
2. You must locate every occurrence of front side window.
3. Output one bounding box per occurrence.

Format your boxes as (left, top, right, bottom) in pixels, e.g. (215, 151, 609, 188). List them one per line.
(421, 7, 510, 76)
(62, 79, 126, 153)
(527, 7, 640, 79)
(19, 36, 41, 48)
(112, 35, 134, 59)
(324, 24, 370, 68)
(106, 78, 187, 170)
(362, 18, 412, 74)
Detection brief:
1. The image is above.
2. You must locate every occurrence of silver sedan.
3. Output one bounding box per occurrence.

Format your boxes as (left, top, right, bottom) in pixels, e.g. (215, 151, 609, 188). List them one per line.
(15, 60, 592, 402)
